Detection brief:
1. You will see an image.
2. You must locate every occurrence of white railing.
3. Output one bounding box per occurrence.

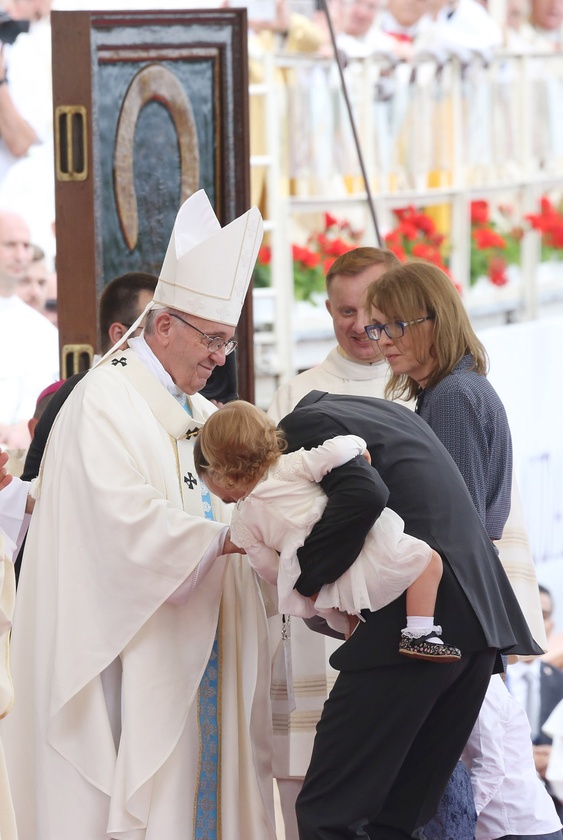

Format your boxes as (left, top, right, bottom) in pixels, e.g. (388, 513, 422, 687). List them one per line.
(251, 49, 563, 402)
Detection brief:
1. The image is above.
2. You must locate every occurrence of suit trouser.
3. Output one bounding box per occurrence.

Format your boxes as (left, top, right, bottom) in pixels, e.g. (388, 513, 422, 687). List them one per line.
(296, 649, 497, 840)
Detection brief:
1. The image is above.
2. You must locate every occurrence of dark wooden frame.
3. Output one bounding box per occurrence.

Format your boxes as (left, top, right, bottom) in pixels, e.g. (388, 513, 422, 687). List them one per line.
(52, 9, 254, 400)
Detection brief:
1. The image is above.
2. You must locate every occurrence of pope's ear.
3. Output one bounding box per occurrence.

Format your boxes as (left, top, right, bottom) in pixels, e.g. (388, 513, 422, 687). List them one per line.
(152, 311, 174, 343)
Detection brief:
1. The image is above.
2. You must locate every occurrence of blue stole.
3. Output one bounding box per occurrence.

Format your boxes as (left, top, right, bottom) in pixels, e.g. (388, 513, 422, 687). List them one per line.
(180, 397, 220, 839)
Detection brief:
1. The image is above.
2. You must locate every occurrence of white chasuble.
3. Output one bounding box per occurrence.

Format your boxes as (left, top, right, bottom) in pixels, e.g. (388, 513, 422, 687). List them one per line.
(2, 350, 276, 840)
(0, 532, 17, 840)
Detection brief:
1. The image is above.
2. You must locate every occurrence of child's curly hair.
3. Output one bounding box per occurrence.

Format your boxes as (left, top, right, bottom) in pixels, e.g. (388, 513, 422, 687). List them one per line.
(194, 400, 287, 491)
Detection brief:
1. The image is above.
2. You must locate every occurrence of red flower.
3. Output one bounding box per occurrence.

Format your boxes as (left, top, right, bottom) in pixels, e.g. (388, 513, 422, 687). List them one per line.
(324, 212, 338, 230)
(413, 213, 437, 236)
(393, 206, 417, 222)
(258, 245, 271, 265)
(386, 243, 407, 262)
(470, 200, 489, 225)
(324, 237, 354, 257)
(292, 244, 320, 268)
(540, 196, 555, 216)
(489, 257, 508, 286)
(472, 228, 506, 251)
(398, 221, 419, 241)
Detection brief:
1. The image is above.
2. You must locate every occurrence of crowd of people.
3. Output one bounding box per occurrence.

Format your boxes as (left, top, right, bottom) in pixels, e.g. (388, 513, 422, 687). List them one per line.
(0, 0, 560, 285)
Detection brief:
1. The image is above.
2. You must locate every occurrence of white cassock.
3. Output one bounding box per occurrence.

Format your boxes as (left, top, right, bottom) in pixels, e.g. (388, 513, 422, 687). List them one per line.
(0, 530, 17, 840)
(1, 348, 276, 840)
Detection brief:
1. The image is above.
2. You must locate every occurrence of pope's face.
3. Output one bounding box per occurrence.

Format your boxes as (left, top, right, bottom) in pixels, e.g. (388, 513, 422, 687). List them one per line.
(326, 264, 388, 364)
(159, 312, 235, 395)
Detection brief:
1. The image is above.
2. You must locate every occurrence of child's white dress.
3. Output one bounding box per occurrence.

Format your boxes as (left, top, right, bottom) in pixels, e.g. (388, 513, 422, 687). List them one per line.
(229, 435, 432, 634)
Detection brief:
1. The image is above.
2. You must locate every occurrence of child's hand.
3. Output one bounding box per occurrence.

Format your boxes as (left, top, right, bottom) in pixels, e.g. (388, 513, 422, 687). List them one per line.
(361, 450, 371, 465)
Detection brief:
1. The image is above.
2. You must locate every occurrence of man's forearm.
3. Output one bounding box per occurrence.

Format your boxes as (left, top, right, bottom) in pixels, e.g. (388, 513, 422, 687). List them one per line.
(0, 86, 38, 157)
(295, 458, 389, 596)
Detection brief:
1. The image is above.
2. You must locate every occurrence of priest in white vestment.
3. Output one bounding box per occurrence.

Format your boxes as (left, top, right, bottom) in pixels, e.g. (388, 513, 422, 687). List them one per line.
(1, 191, 277, 840)
(0, 504, 17, 840)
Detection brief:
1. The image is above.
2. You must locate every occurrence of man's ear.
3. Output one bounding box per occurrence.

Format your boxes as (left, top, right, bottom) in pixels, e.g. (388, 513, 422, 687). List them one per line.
(325, 298, 333, 316)
(108, 322, 128, 348)
(151, 311, 174, 346)
(28, 417, 38, 440)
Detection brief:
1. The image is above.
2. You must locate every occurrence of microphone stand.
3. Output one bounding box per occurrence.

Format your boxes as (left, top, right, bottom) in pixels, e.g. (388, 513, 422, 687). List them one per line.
(319, 0, 383, 246)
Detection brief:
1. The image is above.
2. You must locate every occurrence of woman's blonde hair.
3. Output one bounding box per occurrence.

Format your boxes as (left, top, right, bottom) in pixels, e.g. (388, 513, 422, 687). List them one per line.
(366, 261, 489, 401)
(194, 400, 286, 490)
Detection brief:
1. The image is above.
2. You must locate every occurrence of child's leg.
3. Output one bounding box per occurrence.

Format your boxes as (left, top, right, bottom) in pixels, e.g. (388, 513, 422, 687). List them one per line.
(405, 549, 442, 619)
(400, 550, 461, 662)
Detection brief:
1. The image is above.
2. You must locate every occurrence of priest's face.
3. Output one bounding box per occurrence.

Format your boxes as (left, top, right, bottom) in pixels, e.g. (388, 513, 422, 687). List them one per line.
(326, 264, 387, 364)
(152, 311, 235, 395)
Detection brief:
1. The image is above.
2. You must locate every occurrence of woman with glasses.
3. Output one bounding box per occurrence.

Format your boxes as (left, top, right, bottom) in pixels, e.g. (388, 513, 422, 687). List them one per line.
(365, 259, 512, 540)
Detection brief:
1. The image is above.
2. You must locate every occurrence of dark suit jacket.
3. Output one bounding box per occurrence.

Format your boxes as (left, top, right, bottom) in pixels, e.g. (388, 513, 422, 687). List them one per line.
(278, 391, 542, 670)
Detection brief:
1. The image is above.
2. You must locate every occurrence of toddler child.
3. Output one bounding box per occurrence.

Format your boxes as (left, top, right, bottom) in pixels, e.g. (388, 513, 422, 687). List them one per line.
(195, 400, 461, 662)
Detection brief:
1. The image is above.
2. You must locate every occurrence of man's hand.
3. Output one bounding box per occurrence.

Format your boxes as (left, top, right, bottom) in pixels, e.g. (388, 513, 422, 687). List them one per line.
(0, 450, 13, 491)
(533, 744, 552, 779)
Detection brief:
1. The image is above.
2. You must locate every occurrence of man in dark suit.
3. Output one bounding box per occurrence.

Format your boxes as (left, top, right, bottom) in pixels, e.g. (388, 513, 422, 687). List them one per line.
(277, 390, 542, 840)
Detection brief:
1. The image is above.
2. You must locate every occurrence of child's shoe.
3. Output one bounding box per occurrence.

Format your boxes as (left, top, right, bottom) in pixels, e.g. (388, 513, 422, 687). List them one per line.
(399, 627, 461, 663)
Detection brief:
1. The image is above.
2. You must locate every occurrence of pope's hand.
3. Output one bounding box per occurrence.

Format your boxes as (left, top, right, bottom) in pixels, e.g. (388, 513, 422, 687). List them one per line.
(222, 531, 246, 555)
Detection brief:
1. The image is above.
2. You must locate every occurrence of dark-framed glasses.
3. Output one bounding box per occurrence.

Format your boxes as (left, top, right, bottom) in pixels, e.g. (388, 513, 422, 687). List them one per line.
(169, 312, 238, 355)
(364, 315, 433, 341)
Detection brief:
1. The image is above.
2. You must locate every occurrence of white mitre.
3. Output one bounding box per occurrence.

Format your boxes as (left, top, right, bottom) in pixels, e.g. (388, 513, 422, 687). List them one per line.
(99, 191, 263, 363)
(155, 190, 263, 326)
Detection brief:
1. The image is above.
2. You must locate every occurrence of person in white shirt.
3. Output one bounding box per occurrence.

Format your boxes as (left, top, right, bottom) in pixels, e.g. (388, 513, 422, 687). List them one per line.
(462, 674, 563, 840)
(0, 210, 58, 448)
(0, 0, 55, 259)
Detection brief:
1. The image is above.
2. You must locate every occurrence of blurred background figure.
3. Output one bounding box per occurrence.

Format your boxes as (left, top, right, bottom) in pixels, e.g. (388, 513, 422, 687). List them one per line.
(16, 243, 49, 314)
(0, 0, 55, 265)
(507, 585, 563, 821)
(0, 210, 58, 449)
(529, 0, 563, 46)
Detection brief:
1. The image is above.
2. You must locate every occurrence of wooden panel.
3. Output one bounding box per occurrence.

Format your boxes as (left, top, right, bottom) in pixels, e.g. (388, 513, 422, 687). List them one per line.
(52, 10, 254, 399)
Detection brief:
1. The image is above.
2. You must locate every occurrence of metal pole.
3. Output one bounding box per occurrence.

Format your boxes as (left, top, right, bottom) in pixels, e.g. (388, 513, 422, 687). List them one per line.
(320, 0, 383, 246)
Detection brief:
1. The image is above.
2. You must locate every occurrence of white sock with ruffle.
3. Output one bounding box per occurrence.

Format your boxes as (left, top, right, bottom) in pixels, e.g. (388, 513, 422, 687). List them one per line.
(404, 616, 443, 645)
